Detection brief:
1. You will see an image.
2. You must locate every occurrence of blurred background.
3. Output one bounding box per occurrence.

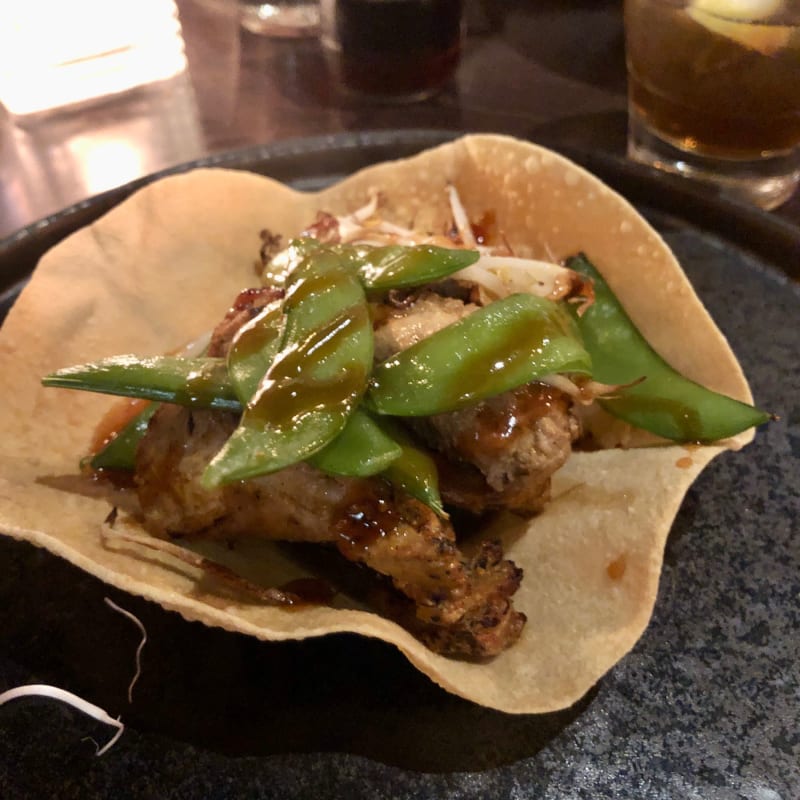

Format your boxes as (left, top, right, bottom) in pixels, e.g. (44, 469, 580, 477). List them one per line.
(0, 0, 639, 239)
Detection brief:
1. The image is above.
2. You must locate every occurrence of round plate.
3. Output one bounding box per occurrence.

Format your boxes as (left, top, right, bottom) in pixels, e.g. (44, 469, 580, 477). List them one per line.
(1, 131, 798, 799)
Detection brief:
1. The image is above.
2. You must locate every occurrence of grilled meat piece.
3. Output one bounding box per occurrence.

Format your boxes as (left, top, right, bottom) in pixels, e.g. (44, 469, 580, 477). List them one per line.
(136, 405, 346, 544)
(135, 404, 525, 657)
(373, 289, 479, 360)
(417, 384, 579, 515)
(373, 289, 580, 515)
(405, 540, 526, 657)
(206, 286, 283, 358)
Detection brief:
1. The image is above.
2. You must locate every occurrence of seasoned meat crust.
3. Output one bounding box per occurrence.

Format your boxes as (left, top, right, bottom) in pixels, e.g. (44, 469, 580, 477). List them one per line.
(135, 404, 525, 657)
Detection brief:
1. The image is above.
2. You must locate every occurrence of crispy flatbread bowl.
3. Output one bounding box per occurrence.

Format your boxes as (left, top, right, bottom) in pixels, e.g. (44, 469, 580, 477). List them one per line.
(0, 135, 755, 713)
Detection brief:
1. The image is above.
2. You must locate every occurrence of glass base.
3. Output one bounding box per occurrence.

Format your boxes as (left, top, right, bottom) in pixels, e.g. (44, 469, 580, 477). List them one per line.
(239, 2, 319, 37)
(627, 111, 800, 211)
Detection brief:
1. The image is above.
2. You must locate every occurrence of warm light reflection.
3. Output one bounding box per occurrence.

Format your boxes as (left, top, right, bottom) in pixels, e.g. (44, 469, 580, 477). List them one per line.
(0, 0, 186, 116)
(2, 72, 205, 236)
(67, 136, 146, 196)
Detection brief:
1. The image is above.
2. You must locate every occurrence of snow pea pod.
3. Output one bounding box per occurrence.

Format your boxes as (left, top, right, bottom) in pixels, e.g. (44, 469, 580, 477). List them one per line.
(566, 253, 769, 442)
(308, 410, 445, 516)
(377, 419, 446, 517)
(87, 401, 401, 480)
(308, 408, 402, 477)
(227, 299, 284, 404)
(42, 356, 240, 410)
(266, 238, 479, 292)
(203, 248, 373, 487)
(88, 402, 159, 471)
(366, 293, 591, 417)
(337, 243, 480, 291)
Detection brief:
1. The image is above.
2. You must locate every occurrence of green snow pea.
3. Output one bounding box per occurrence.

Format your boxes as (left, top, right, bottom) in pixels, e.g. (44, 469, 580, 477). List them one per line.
(308, 408, 402, 477)
(266, 238, 479, 292)
(203, 247, 373, 487)
(566, 253, 769, 442)
(261, 238, 322, 288)
(337, 243, 480, 291)
(87, 402, 159, 471)
(377, 419, 446, 517)
(366, 292, 591, 417)
(226, 299, 284, 404)
(42, 356, 240, 410)
(310, 411, 445, 515)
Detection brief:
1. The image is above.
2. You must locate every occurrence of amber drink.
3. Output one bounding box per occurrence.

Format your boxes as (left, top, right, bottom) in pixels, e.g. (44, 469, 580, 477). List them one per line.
(624, 0, 800, 208)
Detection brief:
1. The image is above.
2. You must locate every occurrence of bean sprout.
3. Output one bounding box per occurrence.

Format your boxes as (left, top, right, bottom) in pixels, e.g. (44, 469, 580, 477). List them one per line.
(0, 685, 123, 756)
(104, 597, 146, 703)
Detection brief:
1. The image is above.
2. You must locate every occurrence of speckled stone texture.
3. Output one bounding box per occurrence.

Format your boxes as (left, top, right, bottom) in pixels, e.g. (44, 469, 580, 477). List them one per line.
(1, 174, 798, 799)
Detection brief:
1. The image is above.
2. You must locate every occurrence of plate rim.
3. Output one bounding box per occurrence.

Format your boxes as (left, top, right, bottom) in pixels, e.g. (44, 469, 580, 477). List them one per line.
(1, 128, 798, 290)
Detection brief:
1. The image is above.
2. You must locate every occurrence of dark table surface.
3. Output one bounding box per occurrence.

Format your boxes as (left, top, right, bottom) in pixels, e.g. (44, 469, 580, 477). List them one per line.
(1, 2, 799, 799)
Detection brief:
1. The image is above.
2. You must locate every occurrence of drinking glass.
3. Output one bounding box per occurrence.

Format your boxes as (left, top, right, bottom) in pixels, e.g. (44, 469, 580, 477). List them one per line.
(319, 0, 464, 101)
(239, 1, 320, 36)
(624, 0, 800, 209)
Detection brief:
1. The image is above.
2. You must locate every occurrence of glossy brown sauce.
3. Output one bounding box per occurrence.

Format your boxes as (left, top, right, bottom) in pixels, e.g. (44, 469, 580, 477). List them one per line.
(675, 455, 694, 469)
(278, 577, 336, 607)
(231, 287, 279, 312)
(606, 553, 627, 582)
(456, 384, 565, 459)
(229, 303, 282, 363)
(179, 362, 228, 407)
(193, 557, 336, 609)
(250, 305, 368, 430)
(283, 259, 352, 308)
(334, 487, 398, 558)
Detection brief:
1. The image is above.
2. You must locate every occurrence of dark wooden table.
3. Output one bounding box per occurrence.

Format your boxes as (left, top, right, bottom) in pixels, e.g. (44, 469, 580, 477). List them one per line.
(1, 0, 797, 242)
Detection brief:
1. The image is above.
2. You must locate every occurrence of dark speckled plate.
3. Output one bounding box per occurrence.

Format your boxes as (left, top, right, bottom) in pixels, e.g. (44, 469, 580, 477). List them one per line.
(1, 131, 798, 800)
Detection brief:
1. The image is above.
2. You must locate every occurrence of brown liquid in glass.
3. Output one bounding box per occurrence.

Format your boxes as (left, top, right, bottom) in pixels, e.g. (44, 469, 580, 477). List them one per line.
(323, 0, 463, 98)
(626, 1, 800, 158)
